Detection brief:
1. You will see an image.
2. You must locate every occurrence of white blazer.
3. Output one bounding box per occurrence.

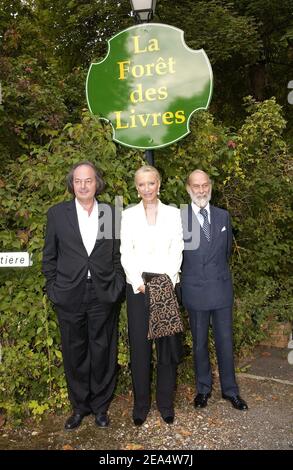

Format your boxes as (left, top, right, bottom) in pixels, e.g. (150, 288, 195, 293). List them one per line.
(120, 200, 184, 294)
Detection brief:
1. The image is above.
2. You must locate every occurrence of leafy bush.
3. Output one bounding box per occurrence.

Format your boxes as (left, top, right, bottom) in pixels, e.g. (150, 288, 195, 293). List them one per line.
(0, 99, 292, 419)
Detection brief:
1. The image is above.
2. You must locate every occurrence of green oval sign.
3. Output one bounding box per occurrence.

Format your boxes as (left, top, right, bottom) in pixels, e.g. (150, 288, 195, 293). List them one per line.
(86, 23, 213, 149)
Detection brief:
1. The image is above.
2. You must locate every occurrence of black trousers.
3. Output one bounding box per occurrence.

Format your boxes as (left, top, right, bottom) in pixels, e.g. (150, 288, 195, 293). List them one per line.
(56, 281, 118, 415)
(126, 284, 177, 420)
(188, 307, 239, 397)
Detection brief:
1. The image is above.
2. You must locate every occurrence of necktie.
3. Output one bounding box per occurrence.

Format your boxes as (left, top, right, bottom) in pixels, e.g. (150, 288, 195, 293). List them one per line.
(200, 208, 210, 242)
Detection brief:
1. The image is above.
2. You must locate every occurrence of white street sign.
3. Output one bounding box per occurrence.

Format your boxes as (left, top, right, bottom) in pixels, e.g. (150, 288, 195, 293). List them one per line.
(0, 252, 32, 267)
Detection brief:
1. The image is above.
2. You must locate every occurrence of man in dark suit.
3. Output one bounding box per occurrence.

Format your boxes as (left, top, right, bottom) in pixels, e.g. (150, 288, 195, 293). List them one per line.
(181, 169, 248, 411)
(42, 161, 125, 430)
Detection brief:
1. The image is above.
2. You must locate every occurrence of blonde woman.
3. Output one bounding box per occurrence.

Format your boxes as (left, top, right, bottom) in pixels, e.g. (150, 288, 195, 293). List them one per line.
(120, 165, 184, 426)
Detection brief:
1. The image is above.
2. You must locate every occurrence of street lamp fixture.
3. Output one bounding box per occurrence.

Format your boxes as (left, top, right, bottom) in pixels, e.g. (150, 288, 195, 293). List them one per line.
(130, 0, 157, 23)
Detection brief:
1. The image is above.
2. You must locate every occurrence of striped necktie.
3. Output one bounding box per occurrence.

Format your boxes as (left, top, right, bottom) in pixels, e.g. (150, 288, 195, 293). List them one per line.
(200, 207, 210, 242)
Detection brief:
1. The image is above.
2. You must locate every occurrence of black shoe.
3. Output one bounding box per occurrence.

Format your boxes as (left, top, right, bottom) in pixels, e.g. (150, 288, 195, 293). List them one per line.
(64, 413, 84, 430)
(222, 394, 248, 410)
(162, 415, 174, 424)
(133, 417, 146, 426)
(95, 413, 109, 427)
(194, 392, 211, 408)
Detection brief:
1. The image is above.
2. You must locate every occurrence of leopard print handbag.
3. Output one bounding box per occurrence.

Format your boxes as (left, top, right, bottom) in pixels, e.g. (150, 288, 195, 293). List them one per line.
(143, 273, 184, 340)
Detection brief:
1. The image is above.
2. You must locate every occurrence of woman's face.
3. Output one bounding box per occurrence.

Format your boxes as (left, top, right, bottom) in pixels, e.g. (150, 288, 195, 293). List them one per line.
(136, 171, 160, 205)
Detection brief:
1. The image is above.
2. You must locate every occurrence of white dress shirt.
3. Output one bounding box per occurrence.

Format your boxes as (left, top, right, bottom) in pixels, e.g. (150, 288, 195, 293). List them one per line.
(75, 198, 99, 277)
(120, 200, 184, 294)
(191, 202, 211, 225)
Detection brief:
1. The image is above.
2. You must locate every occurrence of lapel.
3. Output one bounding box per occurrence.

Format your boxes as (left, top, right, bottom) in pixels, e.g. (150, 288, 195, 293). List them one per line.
(97, 201, 105, 235)
(187, 204, 213, 257)
(138, 200, 147, 225)
(186, 204, 224, 259)
(95, 201, 110, 242)
(65, 199, 99, 257)
(66, 199, 83, 243)
(154, 200, 165, 228)
(185, 204, 202, 250)
(137, 199, 161, 228)
(208, 205, 222, 257)
(188, 203, 200, 234)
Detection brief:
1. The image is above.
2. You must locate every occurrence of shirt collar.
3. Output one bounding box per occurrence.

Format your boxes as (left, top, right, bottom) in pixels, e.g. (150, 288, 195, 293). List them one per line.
(191, 201, 210, 215)
(75, 197, 98, 215)
(138, 199, 162, 209)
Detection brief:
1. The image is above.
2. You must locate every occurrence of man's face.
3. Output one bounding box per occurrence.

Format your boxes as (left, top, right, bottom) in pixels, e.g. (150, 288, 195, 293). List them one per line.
(187, 172, 212, 208)
(73, 165, 97, 204)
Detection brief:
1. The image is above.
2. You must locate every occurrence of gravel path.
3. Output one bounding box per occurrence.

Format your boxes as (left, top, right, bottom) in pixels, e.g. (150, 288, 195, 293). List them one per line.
(1, 374, 292, 451)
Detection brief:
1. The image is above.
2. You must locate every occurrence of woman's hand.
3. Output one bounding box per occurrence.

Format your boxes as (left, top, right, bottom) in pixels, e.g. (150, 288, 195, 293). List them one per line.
(138, 284, 146, 294)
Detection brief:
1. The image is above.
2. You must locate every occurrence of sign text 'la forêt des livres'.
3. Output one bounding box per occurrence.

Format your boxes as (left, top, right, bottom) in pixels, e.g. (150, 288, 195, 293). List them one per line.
(86, 24, 213, 149)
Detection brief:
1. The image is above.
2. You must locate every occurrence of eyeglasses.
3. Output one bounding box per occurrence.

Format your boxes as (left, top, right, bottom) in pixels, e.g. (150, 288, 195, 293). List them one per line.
(73, 178, 94, 185)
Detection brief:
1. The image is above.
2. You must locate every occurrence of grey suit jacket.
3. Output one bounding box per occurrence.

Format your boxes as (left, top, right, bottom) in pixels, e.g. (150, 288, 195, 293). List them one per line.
(180, 204, 233, 311)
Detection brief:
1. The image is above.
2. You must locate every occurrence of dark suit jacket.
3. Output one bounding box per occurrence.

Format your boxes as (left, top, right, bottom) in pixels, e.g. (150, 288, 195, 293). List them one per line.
(180, 204, 233, 311)
(42, 199, 125, 311)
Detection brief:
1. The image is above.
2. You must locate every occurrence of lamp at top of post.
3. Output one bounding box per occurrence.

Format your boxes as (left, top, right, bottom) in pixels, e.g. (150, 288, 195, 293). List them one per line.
(130, 0, 157, 23)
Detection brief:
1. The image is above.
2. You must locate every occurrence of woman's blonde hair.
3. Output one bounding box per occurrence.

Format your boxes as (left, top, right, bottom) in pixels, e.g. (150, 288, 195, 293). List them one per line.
(134, 165, 161, 184)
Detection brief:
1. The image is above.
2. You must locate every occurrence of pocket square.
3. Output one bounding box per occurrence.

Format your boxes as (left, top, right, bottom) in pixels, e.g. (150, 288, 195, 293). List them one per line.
(221, 226, 226, 232)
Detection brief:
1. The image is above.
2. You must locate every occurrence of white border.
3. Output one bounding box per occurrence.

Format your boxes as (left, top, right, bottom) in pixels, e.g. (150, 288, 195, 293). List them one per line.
(86, 23, 213, 150)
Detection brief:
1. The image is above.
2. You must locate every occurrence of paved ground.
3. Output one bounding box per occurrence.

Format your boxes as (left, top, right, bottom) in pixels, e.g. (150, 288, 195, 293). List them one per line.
(238, 345, 293, 382)
(0, 346, 292, 451)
